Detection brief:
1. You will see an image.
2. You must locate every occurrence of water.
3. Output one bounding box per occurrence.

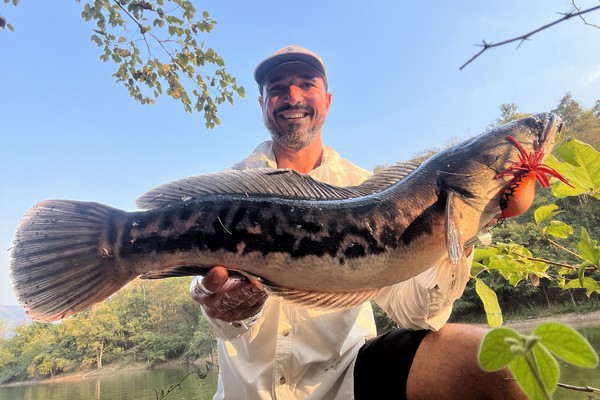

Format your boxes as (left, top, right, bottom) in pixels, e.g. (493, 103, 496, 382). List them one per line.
(555, 326, 600, 400)
(1, 327, 598, 400)
(0, 366, 218, 400)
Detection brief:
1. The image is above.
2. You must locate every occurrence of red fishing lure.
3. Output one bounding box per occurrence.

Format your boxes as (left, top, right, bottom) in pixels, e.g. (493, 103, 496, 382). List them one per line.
(494, 135, 573, 218)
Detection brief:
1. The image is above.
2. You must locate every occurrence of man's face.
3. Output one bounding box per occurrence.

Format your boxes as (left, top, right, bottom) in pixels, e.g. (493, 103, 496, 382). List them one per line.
(259, 62, 331, 150)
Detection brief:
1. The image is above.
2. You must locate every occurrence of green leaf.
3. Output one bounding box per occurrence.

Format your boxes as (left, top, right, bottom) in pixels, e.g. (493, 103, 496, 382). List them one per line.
(563, 277, 600, 296)
(509, 344, 559, 400)
(533, 204, 560, 225)
(90, 34, 103, 46)
(541, 220, 573, 239)
(478, 327, 522, 371)
(475, 279, 503, 327)
(546, 138, 600, 199)
(578, 227, 600, 267)
(533, 322, 599, 368)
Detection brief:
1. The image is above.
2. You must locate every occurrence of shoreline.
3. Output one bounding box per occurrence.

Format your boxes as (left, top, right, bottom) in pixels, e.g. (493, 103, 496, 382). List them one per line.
(496, 309, 600, 332)
(3, 311, 599, 387)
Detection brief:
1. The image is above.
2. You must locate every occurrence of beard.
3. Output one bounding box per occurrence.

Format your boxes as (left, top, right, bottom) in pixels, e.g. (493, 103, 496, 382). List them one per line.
(263, 106, 324, 151)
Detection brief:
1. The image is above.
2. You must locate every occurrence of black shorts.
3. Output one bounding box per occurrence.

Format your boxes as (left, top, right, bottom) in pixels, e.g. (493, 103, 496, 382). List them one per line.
(354, 328, 430, 400)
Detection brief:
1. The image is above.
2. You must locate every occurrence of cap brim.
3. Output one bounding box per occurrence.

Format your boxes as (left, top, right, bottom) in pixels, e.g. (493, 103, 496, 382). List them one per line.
(254, 53, 326, 87)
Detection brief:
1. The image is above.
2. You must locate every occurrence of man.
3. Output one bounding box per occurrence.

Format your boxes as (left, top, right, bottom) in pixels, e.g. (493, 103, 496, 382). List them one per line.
(190, 45, 526, 399)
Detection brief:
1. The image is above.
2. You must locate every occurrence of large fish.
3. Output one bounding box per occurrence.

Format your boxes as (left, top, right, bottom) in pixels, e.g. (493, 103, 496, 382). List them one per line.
(10, 113, 566, 322)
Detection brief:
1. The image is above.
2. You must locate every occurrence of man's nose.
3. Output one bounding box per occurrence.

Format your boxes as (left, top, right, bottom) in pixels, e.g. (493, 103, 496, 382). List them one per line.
(286, 85, 303, 103)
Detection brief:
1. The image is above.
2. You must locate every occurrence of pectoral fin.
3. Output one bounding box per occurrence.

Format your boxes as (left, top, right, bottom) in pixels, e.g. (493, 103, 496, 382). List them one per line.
(445, 191, 465, 264)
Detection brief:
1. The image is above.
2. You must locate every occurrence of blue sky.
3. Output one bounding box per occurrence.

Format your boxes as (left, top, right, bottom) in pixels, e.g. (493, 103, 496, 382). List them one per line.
(1, 1, 600, 307)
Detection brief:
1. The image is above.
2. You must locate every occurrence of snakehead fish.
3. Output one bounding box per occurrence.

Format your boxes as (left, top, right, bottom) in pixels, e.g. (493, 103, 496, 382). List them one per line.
(10, 113, 565, 322)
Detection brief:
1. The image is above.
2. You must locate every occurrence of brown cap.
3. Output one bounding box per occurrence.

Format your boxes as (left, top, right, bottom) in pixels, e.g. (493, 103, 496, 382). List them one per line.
(254, 45, 327, 91)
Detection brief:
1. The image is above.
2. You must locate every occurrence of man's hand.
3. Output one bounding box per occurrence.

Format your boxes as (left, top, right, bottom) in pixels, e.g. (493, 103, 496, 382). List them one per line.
(190, 266, 267, 323)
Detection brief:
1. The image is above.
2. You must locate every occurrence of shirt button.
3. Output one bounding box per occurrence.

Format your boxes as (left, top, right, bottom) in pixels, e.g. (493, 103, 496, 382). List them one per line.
(279, 376, 286, 385)
(281, 328, 290, 337)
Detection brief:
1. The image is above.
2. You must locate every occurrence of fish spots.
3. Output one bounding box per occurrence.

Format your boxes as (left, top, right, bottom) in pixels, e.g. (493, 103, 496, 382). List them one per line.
(343, 242, 365, 258)
(120, 197, 396, 266)
(399, 202, 440, 245)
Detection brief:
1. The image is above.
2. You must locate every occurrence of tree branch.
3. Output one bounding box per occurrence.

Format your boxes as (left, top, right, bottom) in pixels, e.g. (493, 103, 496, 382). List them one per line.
(572, 0, 600, 29)
(557, 382, 600, 394)
(460, 4, 600, 70)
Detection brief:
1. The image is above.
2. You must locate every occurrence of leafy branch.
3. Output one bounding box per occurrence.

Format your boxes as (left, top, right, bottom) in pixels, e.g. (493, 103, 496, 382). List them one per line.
(474, 137, 600, 397)
(461, 4, 600, 70)
(0, 0, 19, 31)
(79, 0, 245, 128)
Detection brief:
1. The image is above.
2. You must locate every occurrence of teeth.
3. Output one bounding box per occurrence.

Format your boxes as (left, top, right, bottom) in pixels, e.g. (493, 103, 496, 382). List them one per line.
(281, 113, 305, 119)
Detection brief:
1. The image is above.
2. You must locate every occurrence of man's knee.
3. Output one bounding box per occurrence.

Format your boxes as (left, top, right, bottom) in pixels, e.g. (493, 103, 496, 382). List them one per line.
(406, 324, 526, 400)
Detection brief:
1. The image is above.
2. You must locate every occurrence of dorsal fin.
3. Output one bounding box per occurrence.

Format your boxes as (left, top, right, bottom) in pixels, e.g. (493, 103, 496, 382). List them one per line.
(136, 162, 421, 210)
(136, 168, 360, 210)
(348, 162, 420, 195)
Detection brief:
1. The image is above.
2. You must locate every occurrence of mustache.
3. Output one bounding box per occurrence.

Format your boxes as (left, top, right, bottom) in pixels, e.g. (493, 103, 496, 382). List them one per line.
(274, 105, 314, 115)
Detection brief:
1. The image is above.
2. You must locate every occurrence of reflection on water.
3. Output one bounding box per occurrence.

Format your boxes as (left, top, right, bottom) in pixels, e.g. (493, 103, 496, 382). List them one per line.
(0, 327, 598, 400)
(0, 366, 218, 400)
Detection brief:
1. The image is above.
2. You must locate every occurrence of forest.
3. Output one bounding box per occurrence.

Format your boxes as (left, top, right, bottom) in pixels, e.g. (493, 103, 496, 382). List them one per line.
(1, 93, 599, 385)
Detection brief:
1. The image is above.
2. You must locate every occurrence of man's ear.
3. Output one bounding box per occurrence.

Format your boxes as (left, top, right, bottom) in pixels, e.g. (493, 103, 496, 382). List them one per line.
(325, 92, 332, 112)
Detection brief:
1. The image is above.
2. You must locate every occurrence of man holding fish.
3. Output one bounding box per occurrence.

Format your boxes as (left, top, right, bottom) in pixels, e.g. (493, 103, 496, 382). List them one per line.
(189, 46, 526, 400)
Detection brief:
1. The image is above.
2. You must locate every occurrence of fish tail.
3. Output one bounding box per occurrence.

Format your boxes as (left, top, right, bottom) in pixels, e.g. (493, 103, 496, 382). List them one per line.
(9, 200, 134, 322)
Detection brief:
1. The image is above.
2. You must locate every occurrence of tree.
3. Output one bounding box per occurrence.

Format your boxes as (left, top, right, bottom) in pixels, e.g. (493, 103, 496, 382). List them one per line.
(593, 99, 600, 118)
(4, 0, 245, 128)
(66, 301, 124, 370)
(552, 92, 584, 126)
(489, 103, 531, 128)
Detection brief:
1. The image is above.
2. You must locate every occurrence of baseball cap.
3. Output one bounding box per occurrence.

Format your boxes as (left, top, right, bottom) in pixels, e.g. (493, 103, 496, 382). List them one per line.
(254, 45, 327, 92)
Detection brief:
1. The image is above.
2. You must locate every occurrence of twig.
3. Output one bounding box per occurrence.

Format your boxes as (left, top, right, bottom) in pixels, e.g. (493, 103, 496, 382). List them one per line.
(572, 0, 600, 29)
(558, 382, 600, 394)
(460, 4, 600, 70)
(485, 244, 591, 271)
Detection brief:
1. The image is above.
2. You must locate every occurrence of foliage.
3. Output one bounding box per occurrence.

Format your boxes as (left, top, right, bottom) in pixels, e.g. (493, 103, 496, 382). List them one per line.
(372, 303, 398, 334)
(479, 323, 599, 399)
(472, 97, 600, 398)
(487, 102, 530, 129)
(0, 278, 211, 384)
(80, 0, 245, 128)
(4, 0, 244, 128)
(0, 0, 18, 31)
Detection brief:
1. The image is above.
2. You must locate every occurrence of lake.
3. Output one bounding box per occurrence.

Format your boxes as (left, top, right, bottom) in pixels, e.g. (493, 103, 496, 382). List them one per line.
(0, 366, 218, 400)
(1, 326, 598, 400)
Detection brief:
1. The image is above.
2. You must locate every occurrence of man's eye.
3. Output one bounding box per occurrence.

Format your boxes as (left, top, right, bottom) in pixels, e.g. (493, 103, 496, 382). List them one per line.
(300, 82, 315, 89)
(268, 85, 285, 93)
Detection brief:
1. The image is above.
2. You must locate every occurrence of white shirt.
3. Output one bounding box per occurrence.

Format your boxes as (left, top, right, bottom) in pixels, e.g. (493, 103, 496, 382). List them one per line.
(205, 141, 469, 400)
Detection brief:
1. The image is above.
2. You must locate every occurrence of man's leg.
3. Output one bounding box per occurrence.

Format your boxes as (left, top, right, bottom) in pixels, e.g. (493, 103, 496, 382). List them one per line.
(406, 323, 527, 400)
(355, 328, 429, 399)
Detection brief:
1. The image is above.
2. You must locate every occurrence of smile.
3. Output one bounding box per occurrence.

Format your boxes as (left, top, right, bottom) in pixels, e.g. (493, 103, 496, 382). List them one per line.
(280, 112, 308, 120)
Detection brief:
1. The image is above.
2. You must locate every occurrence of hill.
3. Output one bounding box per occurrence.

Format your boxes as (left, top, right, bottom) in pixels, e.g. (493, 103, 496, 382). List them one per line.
(0, 305, 29, 338)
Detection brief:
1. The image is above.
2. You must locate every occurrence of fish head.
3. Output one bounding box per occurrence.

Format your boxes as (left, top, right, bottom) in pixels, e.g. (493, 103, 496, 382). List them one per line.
(432, 112, 563, 230)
